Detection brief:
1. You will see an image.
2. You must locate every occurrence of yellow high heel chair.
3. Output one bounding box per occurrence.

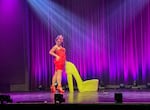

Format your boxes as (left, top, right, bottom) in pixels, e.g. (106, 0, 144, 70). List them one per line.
(65, 61, 99, 92)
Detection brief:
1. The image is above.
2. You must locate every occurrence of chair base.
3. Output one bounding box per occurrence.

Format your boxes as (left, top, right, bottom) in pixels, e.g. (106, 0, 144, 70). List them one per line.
(78, 79, 99, 92)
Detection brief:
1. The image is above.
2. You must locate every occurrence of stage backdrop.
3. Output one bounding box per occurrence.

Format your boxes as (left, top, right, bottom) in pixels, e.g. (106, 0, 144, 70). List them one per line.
(26, 0, 150, 90)
(1, 0, 150, 91)
(0, 0, 28, 92)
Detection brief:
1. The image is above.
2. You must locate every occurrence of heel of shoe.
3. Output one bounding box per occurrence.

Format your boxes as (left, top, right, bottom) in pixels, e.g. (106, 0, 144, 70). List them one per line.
(50, 86, 56, 93)
(57, 86, 64, 93)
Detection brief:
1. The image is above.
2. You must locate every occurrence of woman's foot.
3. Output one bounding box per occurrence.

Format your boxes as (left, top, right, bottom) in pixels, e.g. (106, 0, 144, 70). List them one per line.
(50, 85, 56, 93)
(57, 86, 64, 93)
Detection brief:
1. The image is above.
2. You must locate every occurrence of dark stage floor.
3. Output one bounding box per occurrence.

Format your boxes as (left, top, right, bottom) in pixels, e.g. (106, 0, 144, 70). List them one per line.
(2, 89, 150, 104)
(1, 89, 150, 110)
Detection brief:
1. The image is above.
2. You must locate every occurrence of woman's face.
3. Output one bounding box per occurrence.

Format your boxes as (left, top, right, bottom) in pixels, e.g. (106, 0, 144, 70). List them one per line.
(56, 36, 63, 45)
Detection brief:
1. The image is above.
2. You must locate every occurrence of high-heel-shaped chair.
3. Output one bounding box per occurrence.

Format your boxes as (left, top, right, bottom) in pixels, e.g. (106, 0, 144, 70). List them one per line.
(65, 61, 99, 92)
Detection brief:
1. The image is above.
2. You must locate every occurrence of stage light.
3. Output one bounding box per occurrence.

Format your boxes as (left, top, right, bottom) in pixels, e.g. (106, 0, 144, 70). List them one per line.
(146, 83, 150, 88)
(119, 83, 125, 89)
(99, 80, 105, 90)
(53, 82, 65, 104)
(132, 80, 140, 89)
(100, 80, 104, 87)
(54, 82, 58, 87)
(0, 95, 13, 104)
(38, 85, 45, 91)
(114, 93, 122, 103)
(133, 80, 137, 87)
(54, 93, 65, 104)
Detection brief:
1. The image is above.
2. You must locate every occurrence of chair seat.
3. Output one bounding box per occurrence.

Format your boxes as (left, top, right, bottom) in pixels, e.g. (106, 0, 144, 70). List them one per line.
(65, 61, 99, 92)
(79, 79, 99, 92)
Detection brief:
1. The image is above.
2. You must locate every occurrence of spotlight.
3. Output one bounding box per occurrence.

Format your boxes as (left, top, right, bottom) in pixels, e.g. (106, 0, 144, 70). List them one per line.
(54, 82, 58, 87)
(38, 85, 45, 91)
(119, 83, 125, 89)
(114, 93, 123, 103)
(146, 83, 150, 88)
(133, 80, 137, 87)
(132, 80, 139, 89)
(0, 95, 13, 104)
(99, 80, 105, 90)
(53, 82, 65, 104)
(54, 93, 65, 104)
(100, 80, 104, 87)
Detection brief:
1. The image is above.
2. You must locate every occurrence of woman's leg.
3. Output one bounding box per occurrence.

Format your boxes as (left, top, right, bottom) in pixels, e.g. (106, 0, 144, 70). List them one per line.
(56, 70, 64, 93)
(56, 70, 62, 86)
(52, 71, 57, 86)
(51, 71, 57, 93)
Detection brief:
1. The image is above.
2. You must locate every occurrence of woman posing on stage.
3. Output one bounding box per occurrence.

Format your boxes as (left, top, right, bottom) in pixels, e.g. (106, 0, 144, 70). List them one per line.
(49, 35, 66, 93)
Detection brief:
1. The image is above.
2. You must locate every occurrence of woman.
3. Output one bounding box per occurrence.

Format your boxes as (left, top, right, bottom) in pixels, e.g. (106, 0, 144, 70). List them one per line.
(49, 35, 66, 93)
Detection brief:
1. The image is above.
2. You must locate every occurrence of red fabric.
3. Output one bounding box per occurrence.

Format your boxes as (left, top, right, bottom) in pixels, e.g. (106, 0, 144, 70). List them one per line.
(54, 47, 66, 70)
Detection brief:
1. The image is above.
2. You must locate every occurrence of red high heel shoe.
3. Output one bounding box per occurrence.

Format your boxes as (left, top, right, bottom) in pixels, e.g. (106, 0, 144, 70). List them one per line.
(50, 86, 56, 93)
(57, 86, 64, 93)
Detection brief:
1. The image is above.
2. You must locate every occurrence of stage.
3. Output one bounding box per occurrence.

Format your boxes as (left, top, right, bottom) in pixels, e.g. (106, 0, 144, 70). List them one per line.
(3, 89, 150, 104)
(0, 89, 150, 110)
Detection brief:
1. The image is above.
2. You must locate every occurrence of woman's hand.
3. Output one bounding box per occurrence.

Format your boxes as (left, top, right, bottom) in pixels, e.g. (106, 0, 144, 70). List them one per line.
(56, 56, 60, 61)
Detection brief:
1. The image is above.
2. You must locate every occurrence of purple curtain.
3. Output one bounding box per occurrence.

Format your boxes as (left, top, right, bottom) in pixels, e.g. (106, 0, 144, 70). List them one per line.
(27, 0, 150, 90)
(0, 0, 27, 85)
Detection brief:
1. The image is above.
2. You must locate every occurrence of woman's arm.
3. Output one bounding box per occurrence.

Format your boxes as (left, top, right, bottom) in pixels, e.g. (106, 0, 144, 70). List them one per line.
(49, 45, 58, 57)
(49, 45, 59, 60)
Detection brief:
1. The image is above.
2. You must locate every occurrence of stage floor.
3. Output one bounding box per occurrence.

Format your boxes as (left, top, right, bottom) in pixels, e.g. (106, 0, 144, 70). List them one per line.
(4, 89, 150, 104)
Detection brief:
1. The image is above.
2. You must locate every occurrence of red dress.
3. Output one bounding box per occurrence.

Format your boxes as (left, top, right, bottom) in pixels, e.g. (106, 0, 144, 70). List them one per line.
(54, 47, 66, 70)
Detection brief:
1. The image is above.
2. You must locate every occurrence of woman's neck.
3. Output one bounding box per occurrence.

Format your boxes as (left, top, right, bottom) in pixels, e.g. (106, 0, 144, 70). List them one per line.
(56, 44, 62, 47)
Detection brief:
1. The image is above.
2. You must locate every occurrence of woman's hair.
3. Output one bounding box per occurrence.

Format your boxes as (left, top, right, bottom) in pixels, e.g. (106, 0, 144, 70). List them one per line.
(55, 35, 63, 42)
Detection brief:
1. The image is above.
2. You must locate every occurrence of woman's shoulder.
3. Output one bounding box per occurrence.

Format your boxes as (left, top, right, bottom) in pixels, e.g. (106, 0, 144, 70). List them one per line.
(50, 45, 58, 51)
(62, 46, 66, 49)
(53, 45, 58, 48)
